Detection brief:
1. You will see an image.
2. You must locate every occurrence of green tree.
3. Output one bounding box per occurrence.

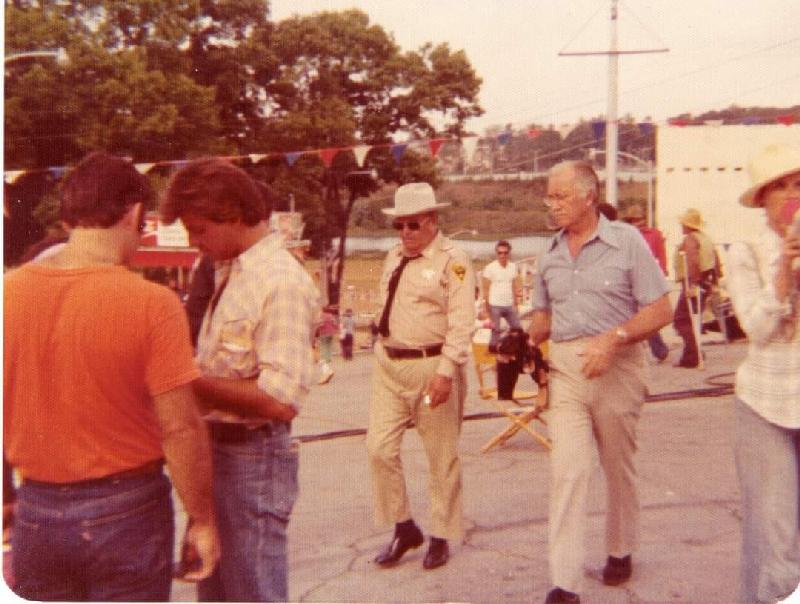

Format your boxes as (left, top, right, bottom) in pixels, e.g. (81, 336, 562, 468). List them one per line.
(262, 9, 482, 304)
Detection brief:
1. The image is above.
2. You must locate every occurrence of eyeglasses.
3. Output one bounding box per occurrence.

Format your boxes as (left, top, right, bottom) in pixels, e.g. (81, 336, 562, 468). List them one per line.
(392, 220, 422, 231)
(496, 250, 509, 255)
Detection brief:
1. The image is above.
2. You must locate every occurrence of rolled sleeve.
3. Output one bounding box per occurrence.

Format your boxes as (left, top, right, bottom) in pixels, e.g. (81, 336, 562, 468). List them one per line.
(254, 278, 317, 409)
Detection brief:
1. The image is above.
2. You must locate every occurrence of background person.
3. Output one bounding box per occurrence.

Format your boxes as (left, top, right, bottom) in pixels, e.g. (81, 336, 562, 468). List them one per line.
(340, 308, 356, 360)
(316, 306, 338, 383)
(367, 182, 475, 571)
(530, 160, 672, 604)
(482, 240, 522, 349)
(726, 143, 800, 604)
(621, 205, 670, 362)
(672, 208, 719, 368)
(161, 158, 318, 602)
(3, 151, 218, 601)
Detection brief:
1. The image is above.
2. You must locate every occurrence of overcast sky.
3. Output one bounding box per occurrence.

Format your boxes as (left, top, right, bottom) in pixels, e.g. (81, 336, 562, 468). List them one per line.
(270, 0, 800, 135)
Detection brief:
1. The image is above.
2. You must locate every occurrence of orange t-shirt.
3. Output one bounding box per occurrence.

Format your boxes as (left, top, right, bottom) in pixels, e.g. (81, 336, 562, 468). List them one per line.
(4, 264, 201, 483)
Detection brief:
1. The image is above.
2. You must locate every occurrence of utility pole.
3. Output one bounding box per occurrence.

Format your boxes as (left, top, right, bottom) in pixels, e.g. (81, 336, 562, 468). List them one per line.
(559, 0, 667, 207)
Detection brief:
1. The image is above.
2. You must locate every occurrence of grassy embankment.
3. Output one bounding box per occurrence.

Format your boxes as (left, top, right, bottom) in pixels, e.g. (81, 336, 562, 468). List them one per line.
(314, 178, 648, 350)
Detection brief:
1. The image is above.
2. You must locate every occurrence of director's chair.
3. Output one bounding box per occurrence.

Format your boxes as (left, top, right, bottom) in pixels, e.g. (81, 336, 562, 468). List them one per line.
(471, 337, 551, 452)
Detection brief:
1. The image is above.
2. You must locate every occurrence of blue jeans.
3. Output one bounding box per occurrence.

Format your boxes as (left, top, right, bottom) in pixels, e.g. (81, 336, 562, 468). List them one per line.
(734, 398, 800, 603)
(12, 471, 174, 601)
(647, 331, 669, 361)
(198, 423, 299, 602)
(489, 305, 521, 347)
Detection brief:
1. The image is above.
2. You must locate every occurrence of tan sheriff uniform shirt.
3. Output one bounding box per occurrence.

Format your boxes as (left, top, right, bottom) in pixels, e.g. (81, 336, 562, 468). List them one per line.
(378, 232, 476, 378)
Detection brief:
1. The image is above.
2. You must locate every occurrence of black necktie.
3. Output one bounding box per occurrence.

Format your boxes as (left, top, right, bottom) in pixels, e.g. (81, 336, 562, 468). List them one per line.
(377, 255, 418, 337)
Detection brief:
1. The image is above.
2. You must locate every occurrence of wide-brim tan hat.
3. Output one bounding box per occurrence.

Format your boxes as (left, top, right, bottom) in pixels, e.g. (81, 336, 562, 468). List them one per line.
(739, 143, 800, 208)
(679, 208, 704, 230)
(382, 182, 450, 217)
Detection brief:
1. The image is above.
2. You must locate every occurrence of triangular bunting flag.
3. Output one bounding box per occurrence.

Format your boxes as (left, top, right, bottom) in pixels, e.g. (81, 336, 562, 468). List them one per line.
(249, 154, 266, 163)
(557, 124, 573, 138)
(285, 152, 303, 167)
(668, 118, 691, 127)
(428, 139, 446, 158)
(776, 114, 795, 126)
(135, 163, 155, 175)
(497, 132, 511, 146)
(49, 167, 67, 179)
(461, 137, 479, 162)
(526, 127, 542, 139)
(591, 121, 606, 142)
(638, 122, 654, 136)
(319, 148, 340, 168)
(742, 117, 761, 125)
(3, 170, 25, 184)
(352, 145, 371, 168)
(390, 144, 407, 164)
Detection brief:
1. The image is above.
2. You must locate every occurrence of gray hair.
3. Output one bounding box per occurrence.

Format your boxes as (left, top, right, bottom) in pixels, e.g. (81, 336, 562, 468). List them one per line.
(550, 160, 600, 205)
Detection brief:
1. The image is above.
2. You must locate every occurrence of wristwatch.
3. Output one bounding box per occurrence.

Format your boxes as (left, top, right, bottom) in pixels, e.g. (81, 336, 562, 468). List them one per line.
(614, 327, 628, 343)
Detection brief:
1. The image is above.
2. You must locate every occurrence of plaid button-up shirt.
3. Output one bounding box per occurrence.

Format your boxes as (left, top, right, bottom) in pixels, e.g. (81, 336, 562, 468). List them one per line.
(727, 225, 800, 429)
(196, 233, 319, 422)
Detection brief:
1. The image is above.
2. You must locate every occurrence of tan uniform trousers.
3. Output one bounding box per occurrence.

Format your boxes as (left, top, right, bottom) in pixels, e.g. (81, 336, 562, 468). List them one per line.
(547, 338, 646, 593)
(366, 342, 466, 540)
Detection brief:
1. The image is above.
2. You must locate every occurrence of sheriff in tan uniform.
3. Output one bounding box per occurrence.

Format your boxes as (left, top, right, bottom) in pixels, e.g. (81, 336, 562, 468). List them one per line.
(367, 182, 475, 571)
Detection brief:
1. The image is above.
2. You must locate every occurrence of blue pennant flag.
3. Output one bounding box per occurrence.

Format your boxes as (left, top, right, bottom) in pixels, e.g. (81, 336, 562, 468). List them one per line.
(285, 152, 303, 167)
(391, 144, 407, 164)
(592, 121, 606, 142)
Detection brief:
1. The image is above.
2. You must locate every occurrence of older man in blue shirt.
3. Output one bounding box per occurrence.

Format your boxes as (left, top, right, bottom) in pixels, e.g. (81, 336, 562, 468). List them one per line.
(529, 160, 673, 604)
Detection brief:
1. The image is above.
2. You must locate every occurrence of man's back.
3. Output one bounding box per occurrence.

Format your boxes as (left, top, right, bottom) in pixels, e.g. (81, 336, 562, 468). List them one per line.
(4, 263, 199, 483)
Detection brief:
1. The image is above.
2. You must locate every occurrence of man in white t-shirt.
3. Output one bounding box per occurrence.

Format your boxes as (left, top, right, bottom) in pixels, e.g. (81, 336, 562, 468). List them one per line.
(482, 240, 522, 348)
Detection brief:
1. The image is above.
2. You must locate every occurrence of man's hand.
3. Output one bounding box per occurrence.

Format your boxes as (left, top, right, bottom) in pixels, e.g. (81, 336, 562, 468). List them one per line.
(426, 374, 453, 408)
(576, 331, 620, 379)
(176, 519, 219, 582)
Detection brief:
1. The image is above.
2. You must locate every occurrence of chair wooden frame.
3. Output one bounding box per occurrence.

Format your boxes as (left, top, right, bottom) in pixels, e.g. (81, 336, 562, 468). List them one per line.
(471, 340, 552, 452)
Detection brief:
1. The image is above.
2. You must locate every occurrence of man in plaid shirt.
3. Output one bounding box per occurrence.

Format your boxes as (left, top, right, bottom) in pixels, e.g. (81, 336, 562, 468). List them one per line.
(161, 159, 318, 602)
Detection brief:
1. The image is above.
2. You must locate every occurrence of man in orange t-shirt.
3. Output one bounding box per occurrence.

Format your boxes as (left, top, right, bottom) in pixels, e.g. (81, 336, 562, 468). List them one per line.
(3, 152, 219, 601)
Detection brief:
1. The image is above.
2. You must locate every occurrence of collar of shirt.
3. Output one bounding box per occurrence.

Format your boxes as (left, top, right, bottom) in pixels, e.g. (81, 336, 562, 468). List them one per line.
(548, 214, 623, 254)
(213, 231, 283, 281)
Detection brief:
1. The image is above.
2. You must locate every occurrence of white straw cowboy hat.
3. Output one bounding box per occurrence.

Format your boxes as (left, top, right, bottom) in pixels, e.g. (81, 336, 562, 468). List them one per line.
(382, 182, 450, 217)
(679, 208, 705, 231)
(739, 143, 800, 208)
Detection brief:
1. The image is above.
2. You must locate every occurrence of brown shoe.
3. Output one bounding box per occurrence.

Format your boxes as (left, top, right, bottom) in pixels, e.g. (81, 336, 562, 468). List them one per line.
(602, 554, 632, 586)
(374, 524, 424, 567)
(544, 587, 580, 603)
(422, 538, 449, 570)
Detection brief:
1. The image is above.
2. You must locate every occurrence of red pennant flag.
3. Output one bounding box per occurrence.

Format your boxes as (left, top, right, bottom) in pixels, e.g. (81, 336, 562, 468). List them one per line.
(776, 114, 795, 126)
(668, 118, 691, 127)
(526, 127, 542, 139)
(319, 148, 340, 168)
(428, 139, 446, 158)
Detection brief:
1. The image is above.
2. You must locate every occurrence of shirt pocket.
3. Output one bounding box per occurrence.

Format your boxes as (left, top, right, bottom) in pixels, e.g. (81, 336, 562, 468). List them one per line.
(214, 319, 257, 376)
(582, 264, 630, 297)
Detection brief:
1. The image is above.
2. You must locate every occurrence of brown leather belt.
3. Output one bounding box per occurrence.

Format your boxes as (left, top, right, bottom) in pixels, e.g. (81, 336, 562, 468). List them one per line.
(208, 421, 290, 443)
(383, 343, 443, 360)
(24, 458, 165, 489)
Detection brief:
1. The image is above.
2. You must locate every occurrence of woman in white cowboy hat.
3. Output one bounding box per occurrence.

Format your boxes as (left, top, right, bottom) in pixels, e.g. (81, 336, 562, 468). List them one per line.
(725, 143, 800, 604)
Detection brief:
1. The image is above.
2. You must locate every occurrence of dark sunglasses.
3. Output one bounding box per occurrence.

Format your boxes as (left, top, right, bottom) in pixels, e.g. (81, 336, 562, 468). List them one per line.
(392, 220, 422, 231)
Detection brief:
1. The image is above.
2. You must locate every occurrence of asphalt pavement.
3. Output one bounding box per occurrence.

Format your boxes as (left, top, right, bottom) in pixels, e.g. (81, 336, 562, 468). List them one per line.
(169, 331, 797, 603)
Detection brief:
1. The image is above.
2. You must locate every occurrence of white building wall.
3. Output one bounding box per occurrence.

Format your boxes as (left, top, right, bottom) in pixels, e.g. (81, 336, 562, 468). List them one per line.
(656, 124, 800, 278)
